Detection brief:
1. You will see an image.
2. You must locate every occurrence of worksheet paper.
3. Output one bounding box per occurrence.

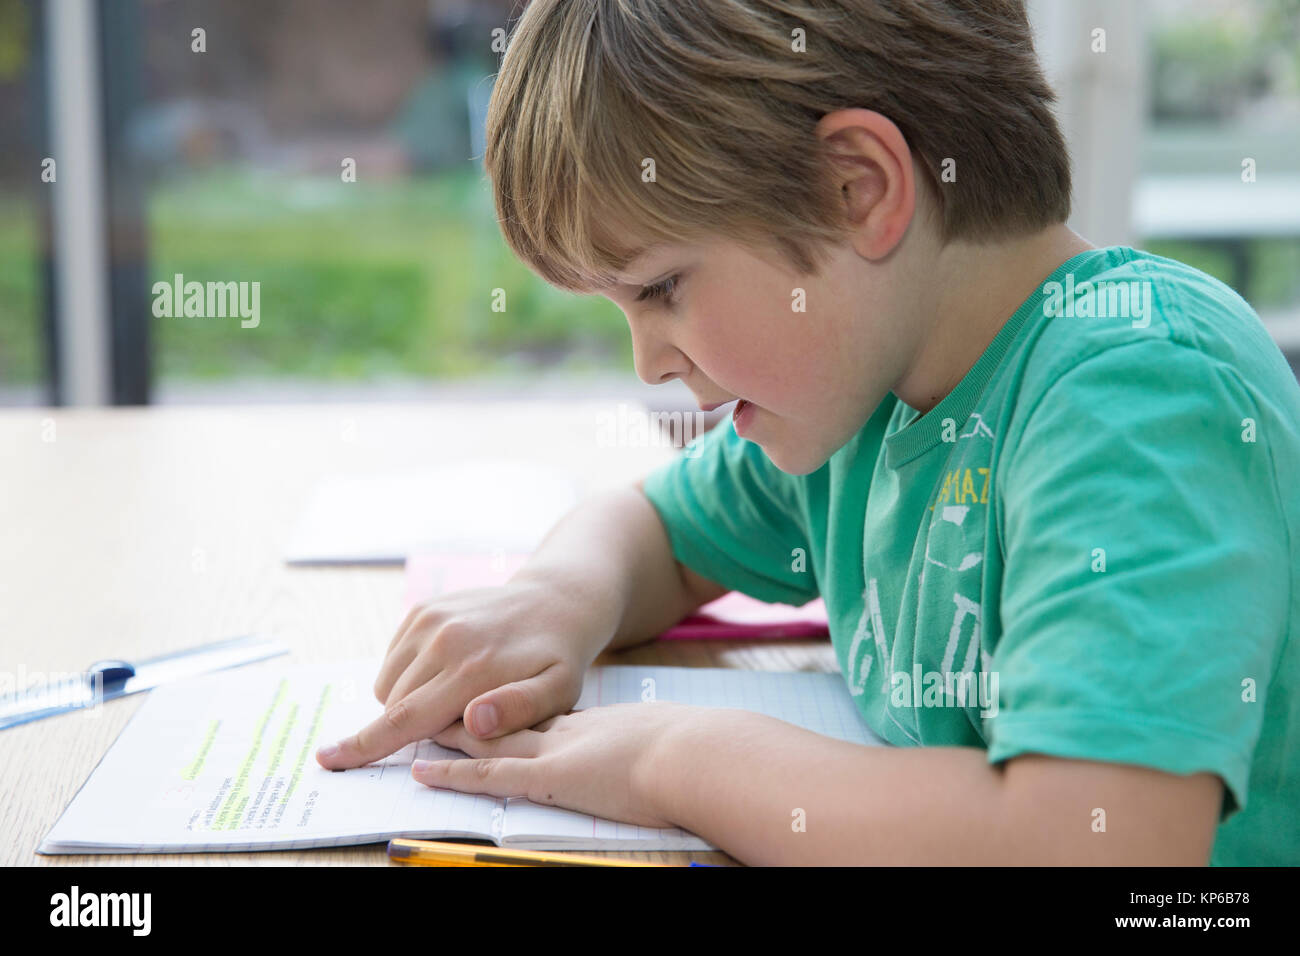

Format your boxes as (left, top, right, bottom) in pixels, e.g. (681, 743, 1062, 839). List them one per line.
(40, 659, 884, 854)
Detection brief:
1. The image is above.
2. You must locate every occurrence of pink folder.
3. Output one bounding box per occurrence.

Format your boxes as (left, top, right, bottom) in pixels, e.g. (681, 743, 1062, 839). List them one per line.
(402, 551, 828, 640)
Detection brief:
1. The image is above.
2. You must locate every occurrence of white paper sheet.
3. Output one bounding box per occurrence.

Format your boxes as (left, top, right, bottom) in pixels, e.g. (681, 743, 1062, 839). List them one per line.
(283, 459, 581, 565)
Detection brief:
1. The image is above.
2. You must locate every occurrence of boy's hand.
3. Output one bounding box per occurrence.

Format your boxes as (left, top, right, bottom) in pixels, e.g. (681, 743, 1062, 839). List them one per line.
(315, 578, 612, 771)
(412, 701, 705, 829)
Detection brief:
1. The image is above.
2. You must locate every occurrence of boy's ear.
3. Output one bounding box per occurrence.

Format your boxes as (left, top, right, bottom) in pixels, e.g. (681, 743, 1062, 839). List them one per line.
(815, 108, 917, 260)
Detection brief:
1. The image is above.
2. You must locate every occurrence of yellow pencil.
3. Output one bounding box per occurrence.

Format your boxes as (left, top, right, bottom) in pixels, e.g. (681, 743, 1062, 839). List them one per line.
(387, 838, 675, 867)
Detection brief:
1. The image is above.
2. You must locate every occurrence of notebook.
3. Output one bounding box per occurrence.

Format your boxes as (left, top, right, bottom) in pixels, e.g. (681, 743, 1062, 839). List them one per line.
(404, 551, 830, 640)
(39, 659, 882, 854)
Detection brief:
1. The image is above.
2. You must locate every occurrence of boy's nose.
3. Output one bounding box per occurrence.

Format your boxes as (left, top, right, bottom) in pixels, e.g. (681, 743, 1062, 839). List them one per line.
(629, 323, 688, 387)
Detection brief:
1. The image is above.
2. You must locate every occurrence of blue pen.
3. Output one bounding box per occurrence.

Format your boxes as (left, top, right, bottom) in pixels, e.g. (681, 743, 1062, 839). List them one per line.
(0, 634, 287, 730)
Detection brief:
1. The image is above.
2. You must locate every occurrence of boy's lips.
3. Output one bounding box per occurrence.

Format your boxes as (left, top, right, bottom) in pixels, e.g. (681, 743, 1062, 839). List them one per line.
(732, 399, 757, 435)
(694, 398, 761, 436)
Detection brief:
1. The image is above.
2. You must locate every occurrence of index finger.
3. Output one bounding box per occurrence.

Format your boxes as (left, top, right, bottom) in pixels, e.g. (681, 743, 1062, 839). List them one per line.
(315, 670, 463, 770)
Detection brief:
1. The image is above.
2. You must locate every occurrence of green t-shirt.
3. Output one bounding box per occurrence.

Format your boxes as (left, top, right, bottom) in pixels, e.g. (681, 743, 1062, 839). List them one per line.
(641, 246, 1300, 866)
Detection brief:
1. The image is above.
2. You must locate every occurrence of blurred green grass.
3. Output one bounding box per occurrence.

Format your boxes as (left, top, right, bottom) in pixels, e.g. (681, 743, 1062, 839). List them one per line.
(1143, 237, 1300, 309)
(149, 166, 631, 380)
(0, 165, 633, 386)
(0, 188, 42, 385)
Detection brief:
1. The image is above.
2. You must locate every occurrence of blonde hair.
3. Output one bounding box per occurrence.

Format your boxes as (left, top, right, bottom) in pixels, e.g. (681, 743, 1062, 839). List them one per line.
(484, 0, 1072, 293)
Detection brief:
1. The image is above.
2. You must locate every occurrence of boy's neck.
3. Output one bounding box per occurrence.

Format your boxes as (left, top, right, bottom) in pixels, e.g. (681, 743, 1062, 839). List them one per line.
(894, 224, 1096, 416)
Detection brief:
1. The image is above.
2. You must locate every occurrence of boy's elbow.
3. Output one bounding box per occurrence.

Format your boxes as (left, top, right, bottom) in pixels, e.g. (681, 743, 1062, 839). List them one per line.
(998, 754, 1222, 865)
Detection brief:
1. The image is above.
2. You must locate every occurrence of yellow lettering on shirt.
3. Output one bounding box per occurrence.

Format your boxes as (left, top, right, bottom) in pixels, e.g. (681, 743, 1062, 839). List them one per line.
(961, 469, 976, 503)
(930, 466, 991, 511)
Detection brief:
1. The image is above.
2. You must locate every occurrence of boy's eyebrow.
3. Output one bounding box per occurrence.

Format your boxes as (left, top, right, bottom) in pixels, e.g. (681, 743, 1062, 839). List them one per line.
(615, 243, 667, 282)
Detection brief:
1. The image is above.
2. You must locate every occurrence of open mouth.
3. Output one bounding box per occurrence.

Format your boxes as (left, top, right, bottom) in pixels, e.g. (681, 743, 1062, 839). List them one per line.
(732, 399, 757, 435)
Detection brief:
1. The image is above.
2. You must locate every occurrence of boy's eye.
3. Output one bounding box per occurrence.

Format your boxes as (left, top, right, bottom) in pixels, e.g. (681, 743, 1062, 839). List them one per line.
(635, 274, 679, 305)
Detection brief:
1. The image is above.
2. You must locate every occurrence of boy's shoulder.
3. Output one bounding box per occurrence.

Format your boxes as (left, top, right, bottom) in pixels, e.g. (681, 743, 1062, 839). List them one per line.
(987, 245, 1300, 552)
(1006, 245, 1300, 431)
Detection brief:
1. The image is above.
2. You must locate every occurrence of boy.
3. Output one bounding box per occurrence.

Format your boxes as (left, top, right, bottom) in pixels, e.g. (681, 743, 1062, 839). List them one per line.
(316, 0, 1299, 865)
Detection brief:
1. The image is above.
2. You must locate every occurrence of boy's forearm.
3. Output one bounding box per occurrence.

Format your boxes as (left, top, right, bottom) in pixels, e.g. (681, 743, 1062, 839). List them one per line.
(508, 485, 715, 654)
(648, 713, 1221, 866)
(648, 708, 1019, 865)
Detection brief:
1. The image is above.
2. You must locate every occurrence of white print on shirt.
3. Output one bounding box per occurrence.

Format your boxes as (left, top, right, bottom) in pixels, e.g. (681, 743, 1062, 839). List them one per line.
(847, 407, 996, 743)
(942, 592, 982, 677)
(847, 578, 922, 743)
(960, 413, 995, 439)
(941, 505, 968, 524)
(918, 504, 982, 589)
(939, 414, 993, 683)
(847, 578, 889, 696)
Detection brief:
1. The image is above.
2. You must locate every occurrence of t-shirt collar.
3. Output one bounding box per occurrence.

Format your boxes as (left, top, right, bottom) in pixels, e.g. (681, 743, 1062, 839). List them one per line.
(883, 247, 1115, 468)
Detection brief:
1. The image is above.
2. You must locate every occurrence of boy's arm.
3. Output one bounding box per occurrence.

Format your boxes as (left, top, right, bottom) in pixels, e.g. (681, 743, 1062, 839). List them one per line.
(626, 477, 731, 647)
(646, 708, 1224, 865)
(509, 481, 728, 655)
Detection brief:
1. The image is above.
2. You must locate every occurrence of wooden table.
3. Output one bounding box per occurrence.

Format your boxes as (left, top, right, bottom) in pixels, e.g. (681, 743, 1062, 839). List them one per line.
(0, 401, 838, 866)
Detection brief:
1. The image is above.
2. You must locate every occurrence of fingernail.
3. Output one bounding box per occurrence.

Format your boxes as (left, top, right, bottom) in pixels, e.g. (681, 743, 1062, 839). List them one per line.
(412, 759, 431, 774)
(472, 702, 498, 736)
(317, 743, 339, 759)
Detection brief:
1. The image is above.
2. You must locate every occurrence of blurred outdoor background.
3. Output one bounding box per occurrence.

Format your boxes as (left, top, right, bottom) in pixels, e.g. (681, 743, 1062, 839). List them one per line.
(0, 0, 1298, 407)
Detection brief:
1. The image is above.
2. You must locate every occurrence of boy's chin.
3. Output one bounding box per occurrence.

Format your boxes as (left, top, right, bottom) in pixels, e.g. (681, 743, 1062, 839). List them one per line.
(756, 438, 829, 476)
